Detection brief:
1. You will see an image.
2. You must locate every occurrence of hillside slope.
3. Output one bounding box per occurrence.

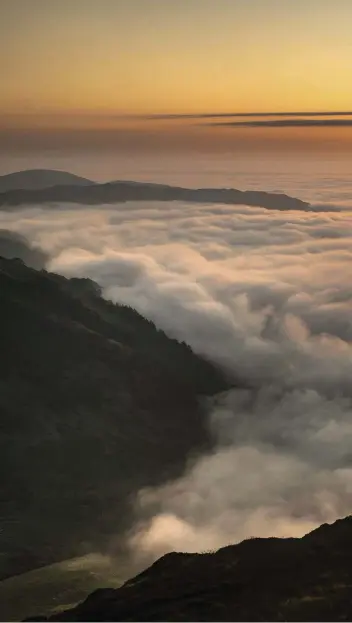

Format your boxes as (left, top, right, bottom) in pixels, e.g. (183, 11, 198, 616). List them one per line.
(0, 256, 228, 581)
(35, 516, 352, 622)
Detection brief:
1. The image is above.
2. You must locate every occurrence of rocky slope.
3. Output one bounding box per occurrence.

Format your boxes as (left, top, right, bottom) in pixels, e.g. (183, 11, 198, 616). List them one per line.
(29, 516, 352, 622)
(0, 255, 228, 581)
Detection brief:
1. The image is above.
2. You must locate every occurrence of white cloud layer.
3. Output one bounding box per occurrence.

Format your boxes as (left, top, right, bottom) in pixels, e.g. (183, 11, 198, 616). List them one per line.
(1, 198, 351, 561)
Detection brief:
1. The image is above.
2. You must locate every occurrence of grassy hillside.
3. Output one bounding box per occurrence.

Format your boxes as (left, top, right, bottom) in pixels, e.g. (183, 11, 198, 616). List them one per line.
(0, 554, 124, 622)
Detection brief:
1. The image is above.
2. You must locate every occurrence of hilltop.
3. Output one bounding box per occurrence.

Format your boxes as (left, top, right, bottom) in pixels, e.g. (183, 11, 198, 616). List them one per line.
(0, 169, 94, 192)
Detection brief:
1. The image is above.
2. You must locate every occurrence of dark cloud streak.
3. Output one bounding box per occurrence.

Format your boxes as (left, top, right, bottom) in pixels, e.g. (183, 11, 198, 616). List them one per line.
(207, 119, 352, 128)
(147, 112, 352, 120)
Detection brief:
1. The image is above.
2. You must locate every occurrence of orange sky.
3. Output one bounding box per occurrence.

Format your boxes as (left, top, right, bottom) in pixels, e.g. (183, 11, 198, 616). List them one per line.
(1, 0, 352, 150)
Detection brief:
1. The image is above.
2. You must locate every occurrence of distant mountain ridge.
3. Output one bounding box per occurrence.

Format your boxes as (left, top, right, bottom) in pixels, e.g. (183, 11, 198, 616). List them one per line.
(0, 169, 311, 211)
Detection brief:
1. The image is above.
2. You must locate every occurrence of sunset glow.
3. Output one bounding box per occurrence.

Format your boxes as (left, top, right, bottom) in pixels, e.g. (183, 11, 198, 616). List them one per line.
(2, 1, 352, 121)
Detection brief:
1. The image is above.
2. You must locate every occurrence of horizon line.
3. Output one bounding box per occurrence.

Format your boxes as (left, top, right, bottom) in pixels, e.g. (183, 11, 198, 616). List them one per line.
(1, 110, 352, 120)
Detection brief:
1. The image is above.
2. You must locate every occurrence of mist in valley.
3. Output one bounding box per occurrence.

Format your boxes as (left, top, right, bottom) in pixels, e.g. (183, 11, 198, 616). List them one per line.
(1, 192, 350, 573)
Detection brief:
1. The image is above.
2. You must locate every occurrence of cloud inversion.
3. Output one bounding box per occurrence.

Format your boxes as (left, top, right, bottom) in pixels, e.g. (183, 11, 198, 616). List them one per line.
(0, 193, 351, 563)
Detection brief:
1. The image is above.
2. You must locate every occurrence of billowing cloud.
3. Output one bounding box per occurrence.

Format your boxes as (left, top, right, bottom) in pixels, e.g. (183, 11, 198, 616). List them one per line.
(0, 195, 351, 563)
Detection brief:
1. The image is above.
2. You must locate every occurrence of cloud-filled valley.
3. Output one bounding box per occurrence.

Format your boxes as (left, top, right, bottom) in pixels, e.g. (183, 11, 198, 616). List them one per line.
(1, 196, 351, 564)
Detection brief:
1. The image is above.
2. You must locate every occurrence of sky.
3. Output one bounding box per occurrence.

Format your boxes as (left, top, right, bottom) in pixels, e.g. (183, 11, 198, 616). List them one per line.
(2, 0, 352, 116)
(1, 0, 352, 152)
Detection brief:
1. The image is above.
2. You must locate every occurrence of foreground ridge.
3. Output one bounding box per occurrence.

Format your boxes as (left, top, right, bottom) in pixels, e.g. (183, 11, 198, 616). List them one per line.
(27, 516, 352, 622)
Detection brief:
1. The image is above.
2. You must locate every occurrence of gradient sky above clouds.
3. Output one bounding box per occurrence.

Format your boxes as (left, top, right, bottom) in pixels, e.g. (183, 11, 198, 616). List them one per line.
(2, 0, 352, 154)
(2, 0, 352, 117)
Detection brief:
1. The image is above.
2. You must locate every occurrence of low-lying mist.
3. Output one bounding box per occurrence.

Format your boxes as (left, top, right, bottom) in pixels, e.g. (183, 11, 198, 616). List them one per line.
(1, 196, 351, 566)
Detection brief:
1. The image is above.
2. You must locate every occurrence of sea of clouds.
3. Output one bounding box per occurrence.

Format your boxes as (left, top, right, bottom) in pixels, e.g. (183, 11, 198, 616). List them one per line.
(1, 196, 351, 562)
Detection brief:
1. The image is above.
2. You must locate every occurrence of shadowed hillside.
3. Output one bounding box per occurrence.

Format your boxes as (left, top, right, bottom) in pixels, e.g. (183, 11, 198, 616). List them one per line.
(0, 256, 228, 581)
(30, 516, 352, 622)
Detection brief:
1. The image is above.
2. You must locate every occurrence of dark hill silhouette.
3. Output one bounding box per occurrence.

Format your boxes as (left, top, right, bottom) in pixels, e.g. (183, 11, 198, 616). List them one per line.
(0, 169, 94, 192)
(0, 256, 228, 582)
(0, 170, 311, 211)
(28, 516, 352, 622)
